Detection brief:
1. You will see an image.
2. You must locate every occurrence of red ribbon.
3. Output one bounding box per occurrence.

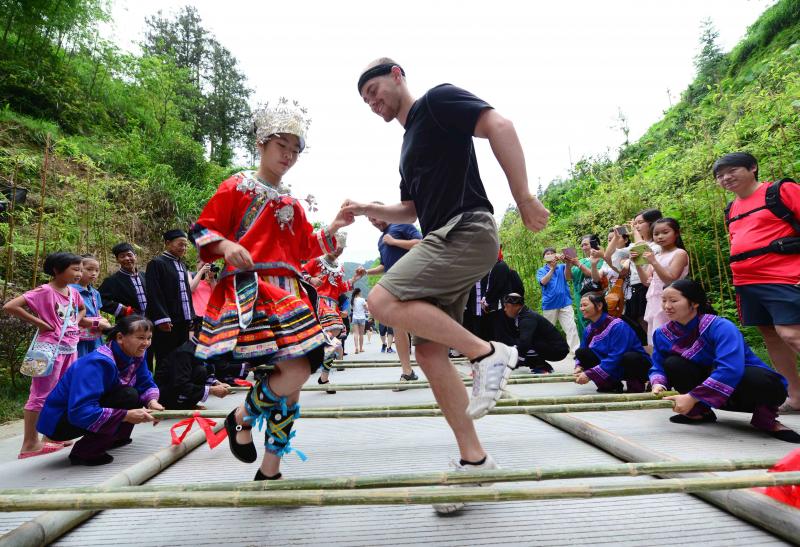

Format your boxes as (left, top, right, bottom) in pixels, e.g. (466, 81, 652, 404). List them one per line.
(170, 412, 228, 449)
(755, 448, 800, 508)
(234, 378, 254, 387)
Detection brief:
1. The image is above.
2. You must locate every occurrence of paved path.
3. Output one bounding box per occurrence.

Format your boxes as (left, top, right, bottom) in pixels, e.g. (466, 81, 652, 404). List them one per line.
(0, 335, 797, 546)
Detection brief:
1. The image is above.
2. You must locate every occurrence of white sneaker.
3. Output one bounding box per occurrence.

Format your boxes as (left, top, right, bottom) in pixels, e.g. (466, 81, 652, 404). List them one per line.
(433, 454, 500, 514)
(466, 342, 516, 419)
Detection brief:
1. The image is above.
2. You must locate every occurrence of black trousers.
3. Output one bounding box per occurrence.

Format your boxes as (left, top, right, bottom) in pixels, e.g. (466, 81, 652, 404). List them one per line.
(151, 320, 192, 370)
(158, 364, 208, 410)
(51, 385, 140, 458)
(575, 348, 650, 379)
(662, 355, 786, 413)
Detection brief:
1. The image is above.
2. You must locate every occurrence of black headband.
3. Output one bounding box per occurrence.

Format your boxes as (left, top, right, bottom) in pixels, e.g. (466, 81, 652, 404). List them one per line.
(357, 63, 405, 95)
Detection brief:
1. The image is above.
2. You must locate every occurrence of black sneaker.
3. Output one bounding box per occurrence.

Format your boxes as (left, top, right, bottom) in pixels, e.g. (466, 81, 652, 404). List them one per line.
(392, 373, 417, 392)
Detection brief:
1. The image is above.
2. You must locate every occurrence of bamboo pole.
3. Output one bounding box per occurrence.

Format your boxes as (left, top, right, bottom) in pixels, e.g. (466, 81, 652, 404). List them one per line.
(261, 375, 577, 392)
(334, 358, 469, 366)
(534, 413, 800, 544)
(2, 162, 19, 301)
(151, 400, 675, 420)
(1, 472, 799, 511)
(30, 134, 50, 288)
(0, 457, 776, 496)
(0, 423, 225, 547)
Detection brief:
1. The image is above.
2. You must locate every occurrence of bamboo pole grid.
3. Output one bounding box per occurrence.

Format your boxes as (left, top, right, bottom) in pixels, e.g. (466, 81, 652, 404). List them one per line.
(2, 360, 797, 543)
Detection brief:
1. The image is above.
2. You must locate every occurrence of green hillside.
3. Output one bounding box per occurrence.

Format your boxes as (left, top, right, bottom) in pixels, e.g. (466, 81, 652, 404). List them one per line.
(500, 0, 800, 354)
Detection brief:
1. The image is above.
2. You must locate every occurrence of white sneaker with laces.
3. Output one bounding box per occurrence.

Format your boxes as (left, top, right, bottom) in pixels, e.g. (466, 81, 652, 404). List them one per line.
(433, 454, 499, 514)
(466, 342, 517, 419)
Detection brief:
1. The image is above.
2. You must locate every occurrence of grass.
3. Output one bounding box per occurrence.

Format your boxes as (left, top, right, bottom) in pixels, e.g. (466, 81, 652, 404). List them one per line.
(0, 377, 29, 425)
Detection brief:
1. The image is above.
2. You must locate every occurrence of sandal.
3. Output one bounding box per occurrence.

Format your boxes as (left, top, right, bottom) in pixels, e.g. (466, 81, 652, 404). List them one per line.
(225, 409, 257, 463)
(18, 443, 65, 459)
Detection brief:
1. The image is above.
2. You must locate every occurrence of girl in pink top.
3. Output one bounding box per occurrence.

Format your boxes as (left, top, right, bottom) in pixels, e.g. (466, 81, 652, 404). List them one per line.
(3, 252, 88, 459)
(630, 218, 690, 345)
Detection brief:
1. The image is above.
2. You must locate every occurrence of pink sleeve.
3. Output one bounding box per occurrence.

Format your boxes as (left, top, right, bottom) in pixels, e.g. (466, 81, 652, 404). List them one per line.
(22, 285, 50, 317)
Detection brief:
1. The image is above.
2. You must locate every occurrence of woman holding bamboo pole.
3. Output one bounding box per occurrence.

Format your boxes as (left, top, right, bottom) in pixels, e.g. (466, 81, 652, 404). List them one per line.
(574, 294, 652, 393)
(189, 100, 354, 481)
(649, 279, 800, 443)
(36, 315, 164, 465)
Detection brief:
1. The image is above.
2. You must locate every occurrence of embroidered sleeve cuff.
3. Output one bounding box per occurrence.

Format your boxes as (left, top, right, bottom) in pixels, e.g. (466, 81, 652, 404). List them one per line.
(585, 365, 616, 390)
(87, 408, 127, 434)
(201, 385, 210, 403)
(140, 388, 160, 405)
(154, 318, 171, 326)
(317, 229, 337, 255)
(689, 378, 734, 409)
(649, 374, 669, 389)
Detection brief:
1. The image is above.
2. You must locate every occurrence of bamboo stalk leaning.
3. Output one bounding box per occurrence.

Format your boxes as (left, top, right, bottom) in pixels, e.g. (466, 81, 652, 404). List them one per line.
(0, 457, 777, 496)
(1, 472, 799, 511)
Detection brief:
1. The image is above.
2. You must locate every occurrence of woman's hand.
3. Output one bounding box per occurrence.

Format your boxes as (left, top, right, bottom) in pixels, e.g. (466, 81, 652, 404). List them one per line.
(575, 372, 590, 385)
(221, 241, 254, 270)
(147, 400, 164, 411)
(124, 408, 155, 424)
(664, 393, 697, 414)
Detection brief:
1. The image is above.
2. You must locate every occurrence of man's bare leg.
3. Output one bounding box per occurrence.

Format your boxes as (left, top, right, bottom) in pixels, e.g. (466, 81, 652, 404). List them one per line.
(760, 324, 800, 408)
(369, 285, 491, 361)
(414, 341, 486, 462)
(395, 327, 413, 376)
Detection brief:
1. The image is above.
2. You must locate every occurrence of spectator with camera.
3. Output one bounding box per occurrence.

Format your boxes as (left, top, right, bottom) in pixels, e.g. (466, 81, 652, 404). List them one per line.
(191, 261, 220, 318)
(536, 247, 579, 354)
(566, 235, 607, 344)
(498, 293, 569, 374)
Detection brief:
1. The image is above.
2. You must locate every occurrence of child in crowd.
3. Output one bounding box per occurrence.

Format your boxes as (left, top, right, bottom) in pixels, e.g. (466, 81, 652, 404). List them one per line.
(71, 254, 112, 357)
(631, 217, 689, 345)
(3, 252, 88, 458)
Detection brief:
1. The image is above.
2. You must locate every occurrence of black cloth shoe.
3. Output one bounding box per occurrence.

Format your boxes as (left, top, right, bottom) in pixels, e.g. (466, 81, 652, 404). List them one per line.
(110, 437, 133, 449)
(69, 453, 114, 466)
(254, 469, 283, 481)
(669, 412, 717, 425)
(767, 428, 800, 443)
(318, 377, 336, 394)
(225, 409, 257, 463)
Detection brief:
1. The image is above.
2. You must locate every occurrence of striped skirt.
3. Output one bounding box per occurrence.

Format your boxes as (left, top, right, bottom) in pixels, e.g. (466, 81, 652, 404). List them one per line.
(318, 295, 345, 333)
(196, 273, 326, 366)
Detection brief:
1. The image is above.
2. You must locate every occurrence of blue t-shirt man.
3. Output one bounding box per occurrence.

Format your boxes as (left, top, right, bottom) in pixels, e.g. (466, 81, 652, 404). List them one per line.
(377, 223, 423, 272)
(536, 263, 572, 311)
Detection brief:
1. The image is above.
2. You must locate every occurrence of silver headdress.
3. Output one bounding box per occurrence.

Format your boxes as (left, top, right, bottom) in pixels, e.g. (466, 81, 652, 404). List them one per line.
(252, 98, 312, 151)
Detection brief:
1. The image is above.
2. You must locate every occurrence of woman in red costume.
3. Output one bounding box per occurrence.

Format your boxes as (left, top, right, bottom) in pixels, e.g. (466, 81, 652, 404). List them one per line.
(304, 237, 364, 389)
(189, 99, 353, 480)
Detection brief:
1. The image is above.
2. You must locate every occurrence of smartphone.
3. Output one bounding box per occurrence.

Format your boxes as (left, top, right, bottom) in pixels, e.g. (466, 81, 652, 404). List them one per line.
(615, 225, 628, 236)
(562, 247, 577, 259)
(589, 235, 601, 250)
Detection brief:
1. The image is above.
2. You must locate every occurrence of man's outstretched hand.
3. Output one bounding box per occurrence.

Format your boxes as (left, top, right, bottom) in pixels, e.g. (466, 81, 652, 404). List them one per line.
(517, 196, 550, 232)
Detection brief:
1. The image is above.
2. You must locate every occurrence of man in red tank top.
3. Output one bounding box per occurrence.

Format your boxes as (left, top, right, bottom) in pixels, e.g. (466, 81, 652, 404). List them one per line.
(714, 152, 800, 412)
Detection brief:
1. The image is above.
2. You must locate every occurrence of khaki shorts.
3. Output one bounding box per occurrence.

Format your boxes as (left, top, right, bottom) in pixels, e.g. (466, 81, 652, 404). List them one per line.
(378, 211, 499, 345)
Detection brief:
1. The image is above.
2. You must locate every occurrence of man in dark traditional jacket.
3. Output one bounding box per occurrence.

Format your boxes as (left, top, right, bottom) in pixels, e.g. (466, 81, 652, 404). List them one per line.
(99, 242, 148, 318)
(145, 229, 195, 367)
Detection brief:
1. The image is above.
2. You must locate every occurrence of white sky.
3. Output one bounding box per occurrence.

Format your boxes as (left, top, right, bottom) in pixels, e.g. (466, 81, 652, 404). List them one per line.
(105, 0, 774, 263)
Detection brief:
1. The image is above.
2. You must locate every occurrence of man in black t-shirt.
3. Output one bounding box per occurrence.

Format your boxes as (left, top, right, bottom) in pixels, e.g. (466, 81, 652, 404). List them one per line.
(342, 58, 549, 514)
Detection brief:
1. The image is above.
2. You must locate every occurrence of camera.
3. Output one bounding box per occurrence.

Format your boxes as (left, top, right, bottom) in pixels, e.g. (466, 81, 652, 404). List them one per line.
(615, 225, 628, 236)
(209, 264, 220, 273)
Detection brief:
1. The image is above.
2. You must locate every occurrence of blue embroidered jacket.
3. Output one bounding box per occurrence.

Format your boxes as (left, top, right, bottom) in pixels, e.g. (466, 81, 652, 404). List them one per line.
(578, 313, 651, 385)
(37, 342, 159, 437)
(649, 314, 785, 408)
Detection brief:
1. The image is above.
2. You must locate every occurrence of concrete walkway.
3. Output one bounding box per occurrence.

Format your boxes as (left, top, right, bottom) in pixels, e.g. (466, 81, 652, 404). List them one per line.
(0, 334, 797, 546)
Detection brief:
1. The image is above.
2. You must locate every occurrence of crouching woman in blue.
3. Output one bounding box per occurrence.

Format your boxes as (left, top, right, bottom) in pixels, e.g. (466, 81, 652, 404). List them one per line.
(37, 315, 166, 465)
(650, 279, 800, 443)
(574, 294, 652, 393)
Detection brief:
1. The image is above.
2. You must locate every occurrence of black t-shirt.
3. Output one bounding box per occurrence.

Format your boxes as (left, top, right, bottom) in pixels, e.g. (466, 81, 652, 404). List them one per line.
(399, 84, 494, 234)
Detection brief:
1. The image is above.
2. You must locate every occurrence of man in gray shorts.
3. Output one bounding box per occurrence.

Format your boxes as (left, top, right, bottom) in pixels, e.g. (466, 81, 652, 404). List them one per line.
(343, 58, 549, 513)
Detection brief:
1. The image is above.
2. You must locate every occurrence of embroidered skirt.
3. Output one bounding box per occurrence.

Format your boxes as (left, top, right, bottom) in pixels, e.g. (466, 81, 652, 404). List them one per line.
(317, 295, 345, 333)
(196, 273, 326, 366)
